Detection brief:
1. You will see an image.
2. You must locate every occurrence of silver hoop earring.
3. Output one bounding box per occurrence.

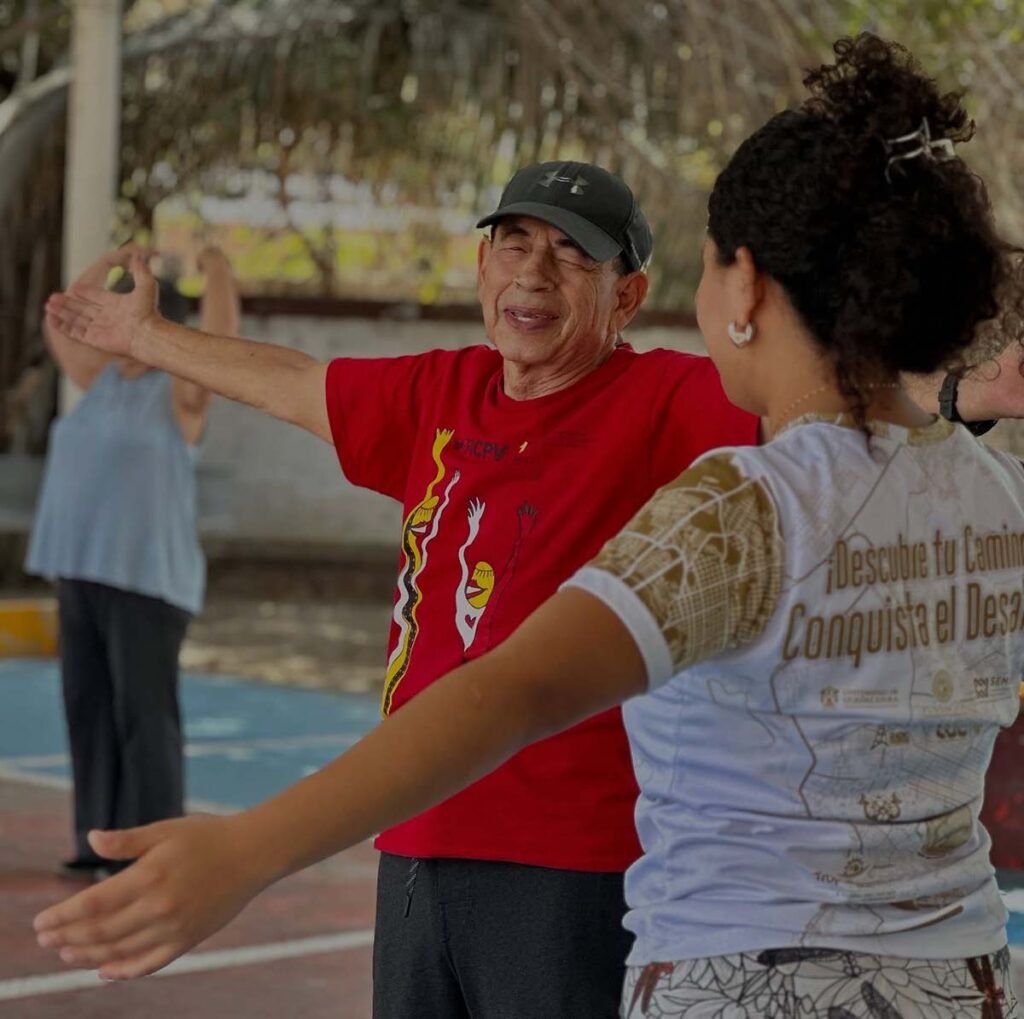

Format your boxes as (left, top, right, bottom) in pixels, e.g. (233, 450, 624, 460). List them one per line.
(728, 321, 755, 347)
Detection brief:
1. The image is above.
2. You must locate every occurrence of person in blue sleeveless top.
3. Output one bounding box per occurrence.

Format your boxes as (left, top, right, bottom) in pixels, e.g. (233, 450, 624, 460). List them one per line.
(25, 243, 240, 881)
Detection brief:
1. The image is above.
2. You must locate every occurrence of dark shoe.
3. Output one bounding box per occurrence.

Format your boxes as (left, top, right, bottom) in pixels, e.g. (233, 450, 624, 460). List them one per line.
(95, 858, 135, 879)
(55, 858, 105, 881)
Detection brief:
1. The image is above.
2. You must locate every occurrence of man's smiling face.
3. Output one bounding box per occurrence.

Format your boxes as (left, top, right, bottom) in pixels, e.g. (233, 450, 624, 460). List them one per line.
(477, 216, 628, 372)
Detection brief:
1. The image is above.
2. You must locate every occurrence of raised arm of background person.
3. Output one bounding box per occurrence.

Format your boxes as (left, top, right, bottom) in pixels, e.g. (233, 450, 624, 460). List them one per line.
(32, 588, 647, 980)
(46, 253, 330, 442)
(903, 339, 1024, 422)
(171, 247, 241, 445)
(42, 245, 149, 391)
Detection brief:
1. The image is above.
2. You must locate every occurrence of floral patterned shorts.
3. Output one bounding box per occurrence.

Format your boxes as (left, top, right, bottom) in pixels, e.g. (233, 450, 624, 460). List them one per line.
(622, 947, 1018, 1018)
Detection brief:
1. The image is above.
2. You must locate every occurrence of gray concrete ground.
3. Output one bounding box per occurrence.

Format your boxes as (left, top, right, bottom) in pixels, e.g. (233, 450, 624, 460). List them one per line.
(182, 559, 394, 694)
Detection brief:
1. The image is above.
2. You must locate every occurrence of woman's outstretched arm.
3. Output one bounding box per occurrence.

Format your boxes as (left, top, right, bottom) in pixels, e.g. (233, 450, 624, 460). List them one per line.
(33, 589, 646, 980)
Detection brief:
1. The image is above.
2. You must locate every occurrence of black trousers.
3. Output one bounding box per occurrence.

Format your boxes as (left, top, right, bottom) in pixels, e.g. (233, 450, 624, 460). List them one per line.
(57, 579, 190, 864)
(373, 852, 632, 1019)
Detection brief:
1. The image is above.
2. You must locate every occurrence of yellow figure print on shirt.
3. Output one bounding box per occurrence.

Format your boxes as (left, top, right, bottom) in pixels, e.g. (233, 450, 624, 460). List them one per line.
(383, 428, 460, 715)
(468, 564, 496, 608)
(455, 500, 538, 655)
(455, 499, 496, 649)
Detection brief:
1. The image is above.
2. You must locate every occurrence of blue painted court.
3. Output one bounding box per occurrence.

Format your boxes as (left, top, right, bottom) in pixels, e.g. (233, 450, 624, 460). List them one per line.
(1, 657, 1022, 953)
(0, 658, 379, 811)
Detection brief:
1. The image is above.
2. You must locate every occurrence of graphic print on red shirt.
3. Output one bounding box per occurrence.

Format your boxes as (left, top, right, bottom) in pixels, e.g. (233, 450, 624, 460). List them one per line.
(384, 426, 461, 714)
(326, 343, 758, 871)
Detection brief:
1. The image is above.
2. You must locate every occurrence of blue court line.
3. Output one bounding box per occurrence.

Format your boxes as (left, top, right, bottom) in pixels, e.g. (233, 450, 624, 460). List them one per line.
(1, 659, 1022, 949)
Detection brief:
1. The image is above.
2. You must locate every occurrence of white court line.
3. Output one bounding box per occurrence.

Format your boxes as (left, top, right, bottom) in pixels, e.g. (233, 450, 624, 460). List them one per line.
(0, 929, 375, 1001)
(0, 731, 361, 772)
(0, 765, 235, 815)
(0, 764, 72, 794)
(0, 732, 362, 811)
(0, 753, 68, 768)
(1, 940, 1020, 1003)
(184, 733, 361, 757)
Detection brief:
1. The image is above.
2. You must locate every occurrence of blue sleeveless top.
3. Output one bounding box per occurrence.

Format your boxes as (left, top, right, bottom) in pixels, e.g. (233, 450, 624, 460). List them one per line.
(25, 364, 205, 615)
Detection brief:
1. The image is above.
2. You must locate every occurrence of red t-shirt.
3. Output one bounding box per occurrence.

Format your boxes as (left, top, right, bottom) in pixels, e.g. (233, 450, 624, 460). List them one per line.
(326, 343, 758, 871)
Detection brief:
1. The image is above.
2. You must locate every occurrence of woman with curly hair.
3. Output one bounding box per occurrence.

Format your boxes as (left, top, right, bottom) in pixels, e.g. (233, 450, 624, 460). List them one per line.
(35, 35, 1023, 1018)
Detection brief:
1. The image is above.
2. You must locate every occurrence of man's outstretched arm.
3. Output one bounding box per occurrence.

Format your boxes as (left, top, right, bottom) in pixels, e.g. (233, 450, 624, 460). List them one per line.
(46, 252, 331, 442)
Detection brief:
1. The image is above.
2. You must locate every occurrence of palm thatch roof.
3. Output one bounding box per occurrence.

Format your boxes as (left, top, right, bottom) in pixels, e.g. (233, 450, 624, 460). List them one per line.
(1, 0, 1023, 451)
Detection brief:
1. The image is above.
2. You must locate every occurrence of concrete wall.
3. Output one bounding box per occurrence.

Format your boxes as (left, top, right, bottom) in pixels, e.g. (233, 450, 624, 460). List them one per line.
(200, 316, 705, 551)
(10, 313, 1013, 556)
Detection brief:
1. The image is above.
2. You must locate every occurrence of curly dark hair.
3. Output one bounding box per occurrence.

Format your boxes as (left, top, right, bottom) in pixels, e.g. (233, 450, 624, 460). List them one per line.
(707, 33, 1024, 419)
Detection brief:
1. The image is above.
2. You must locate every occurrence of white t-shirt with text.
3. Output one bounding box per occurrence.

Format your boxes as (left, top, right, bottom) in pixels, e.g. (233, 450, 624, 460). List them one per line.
(569, 417, 1024, 964)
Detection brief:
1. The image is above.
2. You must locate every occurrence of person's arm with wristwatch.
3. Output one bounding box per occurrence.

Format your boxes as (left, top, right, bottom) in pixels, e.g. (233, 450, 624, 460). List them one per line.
(937, 372, 997, 436)
(905, 341, 1024, 435)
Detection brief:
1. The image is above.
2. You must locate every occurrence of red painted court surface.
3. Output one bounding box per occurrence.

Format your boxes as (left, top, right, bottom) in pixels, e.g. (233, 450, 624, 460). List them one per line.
(0, 778, 377, 1018)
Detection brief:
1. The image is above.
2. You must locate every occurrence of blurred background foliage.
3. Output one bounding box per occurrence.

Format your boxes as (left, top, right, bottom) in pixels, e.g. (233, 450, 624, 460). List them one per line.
(1, 0, 1022, 446)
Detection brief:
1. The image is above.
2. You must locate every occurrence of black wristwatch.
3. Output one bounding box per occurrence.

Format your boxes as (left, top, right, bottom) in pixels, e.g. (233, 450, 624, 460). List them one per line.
(938, 373, 997, 436)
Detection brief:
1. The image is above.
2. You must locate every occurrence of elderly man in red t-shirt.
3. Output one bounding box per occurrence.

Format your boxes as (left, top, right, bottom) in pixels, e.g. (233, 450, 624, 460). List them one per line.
(40, 160, 1022, 1014)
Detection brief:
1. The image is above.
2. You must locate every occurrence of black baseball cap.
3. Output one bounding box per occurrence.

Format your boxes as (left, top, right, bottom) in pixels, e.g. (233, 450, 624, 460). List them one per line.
(476, 161, 653, 272)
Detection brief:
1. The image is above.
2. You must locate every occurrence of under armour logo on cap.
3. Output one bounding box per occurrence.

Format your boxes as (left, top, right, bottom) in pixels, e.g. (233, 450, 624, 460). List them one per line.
(476, 160, 653, 271)
(539, 171, 589, 195)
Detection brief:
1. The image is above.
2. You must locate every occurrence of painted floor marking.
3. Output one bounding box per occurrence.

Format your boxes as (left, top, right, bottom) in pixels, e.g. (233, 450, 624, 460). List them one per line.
(0, 766, 236, 816)
(0, 731, 361, 771)
(0, 929, 375, 1001)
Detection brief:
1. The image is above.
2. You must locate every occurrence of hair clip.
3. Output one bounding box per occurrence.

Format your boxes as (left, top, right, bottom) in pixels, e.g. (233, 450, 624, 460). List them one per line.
(884, 118, 956, 180)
